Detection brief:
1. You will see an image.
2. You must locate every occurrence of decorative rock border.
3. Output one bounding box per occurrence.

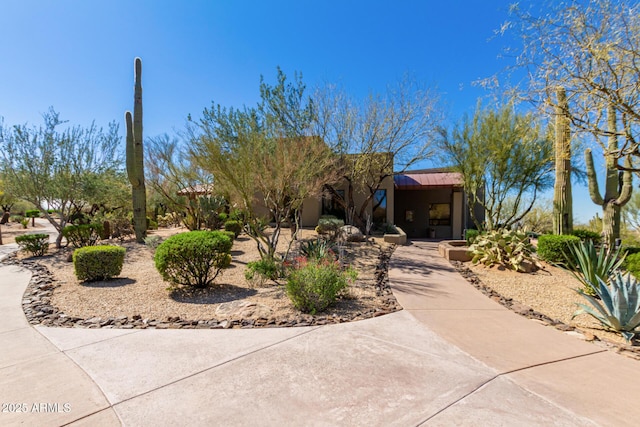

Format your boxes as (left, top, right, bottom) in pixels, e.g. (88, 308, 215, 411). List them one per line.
(450, 260, 640, 361)
(4, 244, 401, 330)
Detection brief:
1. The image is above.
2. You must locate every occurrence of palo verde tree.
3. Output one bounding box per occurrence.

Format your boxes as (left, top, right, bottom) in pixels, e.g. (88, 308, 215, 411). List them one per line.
(314, 77, 442, 228)
(440, 102, 555, 230)
(502, 0, 640, 161)
(146, 134, 223, 230)
(0, 109, 121, 247)
(191, 68, 337, 261)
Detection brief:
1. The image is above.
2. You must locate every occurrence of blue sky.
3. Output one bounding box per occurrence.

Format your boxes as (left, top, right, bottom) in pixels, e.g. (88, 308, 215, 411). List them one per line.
(0, 0, 604, 224)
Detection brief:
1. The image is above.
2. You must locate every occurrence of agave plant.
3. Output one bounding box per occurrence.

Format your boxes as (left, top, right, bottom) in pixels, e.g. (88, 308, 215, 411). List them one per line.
(573, 272, 640, 342)
(300, 238, 337, 261)
(563, 240, 625, 296)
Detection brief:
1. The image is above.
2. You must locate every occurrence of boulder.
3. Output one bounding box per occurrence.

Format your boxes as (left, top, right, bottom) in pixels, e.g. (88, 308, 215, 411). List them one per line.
(340, 225, 365, 242)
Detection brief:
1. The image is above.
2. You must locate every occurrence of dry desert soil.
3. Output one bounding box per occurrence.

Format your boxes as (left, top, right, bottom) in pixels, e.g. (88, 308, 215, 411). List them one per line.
(3, 220, 639, 356)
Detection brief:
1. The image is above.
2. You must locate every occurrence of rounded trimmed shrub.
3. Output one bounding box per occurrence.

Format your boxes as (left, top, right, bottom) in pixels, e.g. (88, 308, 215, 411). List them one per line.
(286, 260, 356, 314)
(537, 234, 581, 263)
(224, 220, 242, 238)
(154, 230, 233, 288)
(73, 245, 126, 282)
(15, 233, 49, 257)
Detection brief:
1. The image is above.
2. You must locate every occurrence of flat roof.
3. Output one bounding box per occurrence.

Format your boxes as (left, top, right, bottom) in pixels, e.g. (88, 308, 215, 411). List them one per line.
(394, 171, 463, 189)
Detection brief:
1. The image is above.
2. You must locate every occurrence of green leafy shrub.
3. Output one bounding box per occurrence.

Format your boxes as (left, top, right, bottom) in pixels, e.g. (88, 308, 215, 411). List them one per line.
(571, 228, 602, 243)
(73, 245, 126, 282)
(300, 238, 337, 261)
(245, 258, 281, 286)
(217, 212, 228, 223)
(224, 220, 243, 237)
(469, 229, 540, 272)
(623, 253, 640, 280)
(15, 234, 49, 257)
(286, 259, 357, 314)
(315, 217, 344, 242)
(154, 230, 233, 288)
(623, 246, 640, 257)
(564, 240, 625, 296)
(229, 209, 247, 223)
(20, 218, 29, 229)
(573, 272, 640, 342)
(62, 223, 102, 248)
(25, 209, 40, 226)
(10, 215, 24, 223)
(537, 234, 581, 263)
(465, 229, 480, 245)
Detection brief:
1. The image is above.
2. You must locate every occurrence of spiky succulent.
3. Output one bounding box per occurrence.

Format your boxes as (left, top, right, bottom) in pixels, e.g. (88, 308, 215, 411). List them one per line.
(573, 272, 640, 342)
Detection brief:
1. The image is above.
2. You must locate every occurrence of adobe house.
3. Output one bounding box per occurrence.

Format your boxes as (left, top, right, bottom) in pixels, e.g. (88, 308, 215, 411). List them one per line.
(299, 166, 480, 240)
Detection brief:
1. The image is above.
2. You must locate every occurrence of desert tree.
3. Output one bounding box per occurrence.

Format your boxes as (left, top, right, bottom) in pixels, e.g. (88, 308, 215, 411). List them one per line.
(314, 77, 442, 228)
(191, 68, 338, 261)
(0, 109, 121, 247)
(499, 0, 640, 157)
(440, 102, 555, 230)
(146, 134, 223, 230)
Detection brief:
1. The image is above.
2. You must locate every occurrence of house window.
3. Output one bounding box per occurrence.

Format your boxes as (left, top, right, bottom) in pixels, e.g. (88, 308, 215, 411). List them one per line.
(429, 203, 450, 226)
(322, 189, 345, 219)
(373, 189, 387, 224)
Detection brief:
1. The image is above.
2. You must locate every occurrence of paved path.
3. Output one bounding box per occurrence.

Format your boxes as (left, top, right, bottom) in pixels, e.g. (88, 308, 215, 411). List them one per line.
(1, 240, 639, 426)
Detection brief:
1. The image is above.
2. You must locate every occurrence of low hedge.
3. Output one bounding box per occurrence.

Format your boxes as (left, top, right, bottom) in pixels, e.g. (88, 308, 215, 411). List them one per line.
(571, 228, 602, 243)
(537, 234, 581, 263)
(73, 245, 126, 282)
(15, 233, 49, 257)
(154, 230, 233, 288)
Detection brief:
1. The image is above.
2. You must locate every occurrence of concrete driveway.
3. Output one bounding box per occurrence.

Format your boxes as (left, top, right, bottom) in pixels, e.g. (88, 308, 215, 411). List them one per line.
(1, 240, 638, 426)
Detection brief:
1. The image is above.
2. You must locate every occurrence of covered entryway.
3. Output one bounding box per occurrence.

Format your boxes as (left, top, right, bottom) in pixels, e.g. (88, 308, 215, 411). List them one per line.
(393, 170, 469, 239)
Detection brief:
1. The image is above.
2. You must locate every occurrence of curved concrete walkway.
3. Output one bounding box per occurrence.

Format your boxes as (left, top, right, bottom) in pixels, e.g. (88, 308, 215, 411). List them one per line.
(0, 241, 639, 426)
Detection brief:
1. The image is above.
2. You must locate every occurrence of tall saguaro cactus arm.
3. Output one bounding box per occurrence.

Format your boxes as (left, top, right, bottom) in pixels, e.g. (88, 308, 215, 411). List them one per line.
(585, 149, 604, 206)
(617, 156, 633, 206)
(584, 104, 633, 247)
(125, 57, 147, 243)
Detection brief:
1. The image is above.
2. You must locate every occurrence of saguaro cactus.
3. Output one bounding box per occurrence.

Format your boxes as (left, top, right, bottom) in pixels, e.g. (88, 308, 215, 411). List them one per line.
(125, 57, 147, 243)
(553, 87, 573, 235)
(585, 105, 632, 248)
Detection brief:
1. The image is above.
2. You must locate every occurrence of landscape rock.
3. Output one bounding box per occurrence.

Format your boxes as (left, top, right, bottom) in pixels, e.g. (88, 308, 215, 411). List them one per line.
(340, 225, 365, 242)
